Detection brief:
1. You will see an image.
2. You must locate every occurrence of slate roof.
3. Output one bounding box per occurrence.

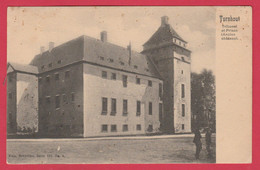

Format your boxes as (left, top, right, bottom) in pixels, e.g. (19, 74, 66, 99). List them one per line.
(30, 35, 161, 79)
(8, 62, 39, 74)
(143, 24, 187, 46)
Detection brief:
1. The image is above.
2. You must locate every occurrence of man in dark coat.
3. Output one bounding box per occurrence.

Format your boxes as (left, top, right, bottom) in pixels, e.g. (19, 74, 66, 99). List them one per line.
(193, 128, 202, 159)
(205, 127, 212, 158)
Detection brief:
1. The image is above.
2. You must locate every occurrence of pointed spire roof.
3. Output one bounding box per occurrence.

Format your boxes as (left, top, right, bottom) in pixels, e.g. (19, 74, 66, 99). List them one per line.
(143, 17, 187, 46)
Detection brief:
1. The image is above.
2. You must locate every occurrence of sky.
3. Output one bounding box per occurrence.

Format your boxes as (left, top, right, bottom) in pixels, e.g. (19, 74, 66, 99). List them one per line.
(7, 7, 216, 74)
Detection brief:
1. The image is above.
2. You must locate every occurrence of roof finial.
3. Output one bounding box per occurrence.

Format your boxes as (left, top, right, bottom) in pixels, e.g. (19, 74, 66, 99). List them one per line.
(127, 41, 132, 65)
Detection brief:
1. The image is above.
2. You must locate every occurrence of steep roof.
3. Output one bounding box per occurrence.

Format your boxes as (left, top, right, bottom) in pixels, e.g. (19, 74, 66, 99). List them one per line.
(30, 35, 161, 79)
(143, 24, 187, 46)
(7, 62, 39, 74)
(82, 36, 161, 78)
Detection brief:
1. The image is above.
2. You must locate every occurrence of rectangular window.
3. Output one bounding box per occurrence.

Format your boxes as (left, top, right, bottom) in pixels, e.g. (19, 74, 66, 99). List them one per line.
(182, 104, 185, 117)
(148, 125, 153, 132)
(111, 73, 116, 80)
(9, 113, 13, 127)
(181, 70, 184, 74)
(8, 76, 12, 82)
(123, 124, 128, 132)
(39, 77, 42, 83)
(102, 97, 108, 115)
(46, 96, 51, 104)
(148, 80, 152, 87)
(46, 76, 50, 83)
(136, 77, 140, 84)
(48, 63, 52, 68)
(57, 60, 62, 64)
(101, 125, 108, 132)
(136, 101, 141, 116)
(102, 71, 107, 78)
(181, 84, 185, 98)
(159, 83, 163, 99)
(136, 124, 141, 131)
(149, 102, 153, 115)
(63, 94, 67, 103)
(123, 99, 128, 116)
(122, 75, 127, 87)
(71, 93, 75, 102)
(109, 58, 114, 63)
(39, 98, 42, 105)
(111, 125, 117, 132)
(65, 71, 70, 79)
(182, 124, 185, 130)
(134, 65, 138, 69)
(41, 65, 45, 70)
(55, 73, 59, 80)
(159, 103, 163, 122)
(8, 92, 12, 99)
(111, 98, 116, 115)
(55, 95, 60, 109)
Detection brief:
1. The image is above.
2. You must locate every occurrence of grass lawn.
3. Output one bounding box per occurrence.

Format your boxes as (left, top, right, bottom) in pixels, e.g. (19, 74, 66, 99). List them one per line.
(7, 136, 215, 164)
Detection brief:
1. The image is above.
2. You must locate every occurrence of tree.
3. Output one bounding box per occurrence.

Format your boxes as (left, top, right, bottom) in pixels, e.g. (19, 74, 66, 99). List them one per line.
(191, 69, 216, 132)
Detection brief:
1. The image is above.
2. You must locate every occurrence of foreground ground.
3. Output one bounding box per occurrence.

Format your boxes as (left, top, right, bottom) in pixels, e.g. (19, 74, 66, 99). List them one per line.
(7, 134, 216, 164)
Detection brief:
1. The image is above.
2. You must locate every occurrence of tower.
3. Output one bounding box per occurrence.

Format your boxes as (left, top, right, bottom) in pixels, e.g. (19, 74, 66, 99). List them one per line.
(142, 16, 191, 133)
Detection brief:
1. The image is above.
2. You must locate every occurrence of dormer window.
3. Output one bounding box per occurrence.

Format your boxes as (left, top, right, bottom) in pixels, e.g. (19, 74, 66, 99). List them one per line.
(134, 65, 138, 69)
(41, 65, 45, 70)
(120, 61, 125, 66)
(108, 58, 114, 63)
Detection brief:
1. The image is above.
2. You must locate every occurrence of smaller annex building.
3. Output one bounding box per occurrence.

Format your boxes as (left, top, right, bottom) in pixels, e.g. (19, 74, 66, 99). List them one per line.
(7, 63, 39, 135)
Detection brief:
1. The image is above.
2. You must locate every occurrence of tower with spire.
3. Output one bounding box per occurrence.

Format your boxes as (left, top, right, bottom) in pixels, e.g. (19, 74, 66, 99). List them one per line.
(142, 16, 191, 134)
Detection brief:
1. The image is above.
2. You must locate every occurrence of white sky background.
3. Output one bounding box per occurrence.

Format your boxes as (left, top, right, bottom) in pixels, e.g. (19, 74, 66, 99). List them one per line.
(7, 7, 216, 74)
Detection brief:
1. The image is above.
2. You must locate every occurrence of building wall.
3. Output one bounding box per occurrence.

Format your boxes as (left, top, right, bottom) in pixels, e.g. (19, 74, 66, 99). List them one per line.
(16, 73, 38, 133)
(142, 46, 175, 133)
(7, 72, 17, 134)
(142, 42, 191, 134)
(83, 63, 162, 137)
(173, 50, 191, 133)
(38, 63, 84, 137)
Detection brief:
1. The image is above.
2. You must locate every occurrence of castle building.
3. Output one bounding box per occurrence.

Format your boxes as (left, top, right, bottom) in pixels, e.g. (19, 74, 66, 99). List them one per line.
(7, 16, 191, 137)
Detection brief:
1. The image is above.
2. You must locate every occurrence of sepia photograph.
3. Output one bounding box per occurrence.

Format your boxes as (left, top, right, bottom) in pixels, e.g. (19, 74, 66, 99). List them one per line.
(6, 6, 218, 164)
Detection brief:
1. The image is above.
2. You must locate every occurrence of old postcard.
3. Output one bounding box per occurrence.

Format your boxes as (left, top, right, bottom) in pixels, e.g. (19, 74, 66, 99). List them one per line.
(6, 6, 251, 164)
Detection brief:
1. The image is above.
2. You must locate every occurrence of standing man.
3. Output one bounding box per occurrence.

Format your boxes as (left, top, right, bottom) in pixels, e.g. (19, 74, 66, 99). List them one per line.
(206, 127, 212, 158)
(193, 128, 202, 159)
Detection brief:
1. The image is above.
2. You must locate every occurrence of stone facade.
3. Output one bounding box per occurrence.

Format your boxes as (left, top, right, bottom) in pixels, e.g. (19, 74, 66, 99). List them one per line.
(83, 63, 162, 137)
(38, 63, 84, 137)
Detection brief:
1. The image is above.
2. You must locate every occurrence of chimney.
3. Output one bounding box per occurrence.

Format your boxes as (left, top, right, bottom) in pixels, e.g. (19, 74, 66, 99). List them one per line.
(100, 31, 107, 42)
(49, 42, 54, 51)
(161, 16, 169, 27)
(40, 46, 45, 54)
(127, 42, 132, 65)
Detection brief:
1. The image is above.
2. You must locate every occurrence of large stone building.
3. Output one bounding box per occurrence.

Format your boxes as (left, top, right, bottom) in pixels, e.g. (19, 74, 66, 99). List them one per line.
(7, 16, 191, 137)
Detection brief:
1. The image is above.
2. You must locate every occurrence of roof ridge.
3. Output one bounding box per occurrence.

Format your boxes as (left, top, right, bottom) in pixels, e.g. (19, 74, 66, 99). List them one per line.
(83, 35, 144, 56)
